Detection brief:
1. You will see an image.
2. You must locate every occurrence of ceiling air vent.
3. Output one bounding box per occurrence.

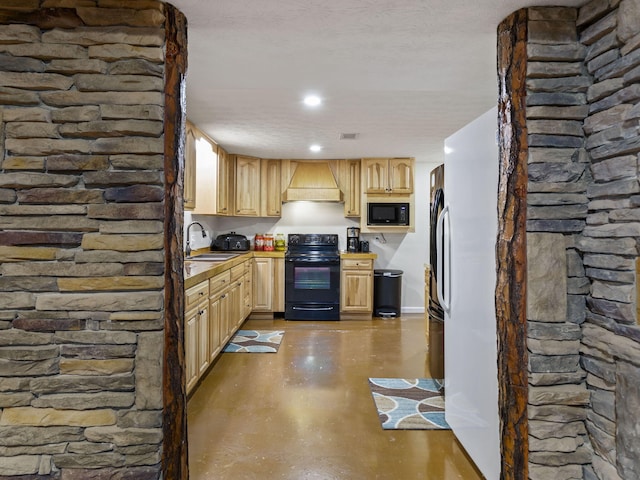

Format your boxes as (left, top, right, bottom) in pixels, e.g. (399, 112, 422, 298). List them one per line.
(339, 133, 359, 140)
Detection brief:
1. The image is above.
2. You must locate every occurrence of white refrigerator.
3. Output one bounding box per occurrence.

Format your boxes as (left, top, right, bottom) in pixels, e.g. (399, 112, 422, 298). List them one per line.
(437, 107, 500, 480)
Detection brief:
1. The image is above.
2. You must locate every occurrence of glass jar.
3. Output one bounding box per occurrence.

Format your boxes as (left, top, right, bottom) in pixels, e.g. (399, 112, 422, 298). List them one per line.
(275, 233, 286, 251)
(263, 234, 274, 251)
(254, 234, 264, 251)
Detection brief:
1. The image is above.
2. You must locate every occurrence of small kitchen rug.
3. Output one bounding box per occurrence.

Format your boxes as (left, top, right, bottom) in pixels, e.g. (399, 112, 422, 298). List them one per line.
(368, 378, 449, 430)
(222, 330, 284, 353)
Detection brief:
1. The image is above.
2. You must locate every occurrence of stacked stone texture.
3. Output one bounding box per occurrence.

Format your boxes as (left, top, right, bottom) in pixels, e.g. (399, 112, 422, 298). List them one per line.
(525, 6, 593, 480)
(576, 0, 640, 479)
(0, 1, 166, 478)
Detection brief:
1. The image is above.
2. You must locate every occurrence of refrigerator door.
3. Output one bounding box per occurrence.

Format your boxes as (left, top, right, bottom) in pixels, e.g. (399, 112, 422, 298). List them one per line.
(443, 107, 500, 480)
(428, 164, 445, 380)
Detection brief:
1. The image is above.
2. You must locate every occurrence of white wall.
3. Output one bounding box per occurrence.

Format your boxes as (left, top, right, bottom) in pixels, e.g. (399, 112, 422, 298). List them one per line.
(184, 157, 443, 312)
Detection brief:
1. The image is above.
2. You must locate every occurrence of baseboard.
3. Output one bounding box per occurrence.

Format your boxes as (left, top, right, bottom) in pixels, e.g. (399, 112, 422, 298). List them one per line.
(401, 307, 425, 314)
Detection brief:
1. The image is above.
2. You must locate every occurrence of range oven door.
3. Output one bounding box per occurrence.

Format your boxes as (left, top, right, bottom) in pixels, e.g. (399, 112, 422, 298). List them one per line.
(285, 256, 340, 320)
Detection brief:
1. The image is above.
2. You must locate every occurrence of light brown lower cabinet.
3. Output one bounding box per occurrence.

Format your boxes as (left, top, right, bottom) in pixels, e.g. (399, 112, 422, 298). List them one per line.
(251, 257, 285, 318)
(229, 261, 249, 332)
(243, 261, 252, 319)
(340, 258, 373, 319)
(185, 280, 209, 393)
(208, 281, 228, 362)
(185, 259, 252, 395)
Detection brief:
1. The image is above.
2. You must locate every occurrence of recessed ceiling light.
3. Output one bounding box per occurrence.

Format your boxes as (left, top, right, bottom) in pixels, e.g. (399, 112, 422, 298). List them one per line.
(303, 95, 322, 107)
(309, 144, 322, 152)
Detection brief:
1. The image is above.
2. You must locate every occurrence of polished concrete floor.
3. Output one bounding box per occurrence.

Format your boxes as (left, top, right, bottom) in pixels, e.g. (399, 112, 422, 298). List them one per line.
(187, 315, 483, 480)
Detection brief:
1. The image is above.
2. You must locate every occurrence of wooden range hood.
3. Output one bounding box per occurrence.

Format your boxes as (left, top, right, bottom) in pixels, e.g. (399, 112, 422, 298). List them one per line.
(282, 161, 343, 202)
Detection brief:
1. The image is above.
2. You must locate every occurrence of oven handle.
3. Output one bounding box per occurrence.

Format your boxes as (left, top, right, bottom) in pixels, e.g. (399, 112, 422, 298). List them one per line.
(285, 258, 340, 263)
(292, 306, 335, 311)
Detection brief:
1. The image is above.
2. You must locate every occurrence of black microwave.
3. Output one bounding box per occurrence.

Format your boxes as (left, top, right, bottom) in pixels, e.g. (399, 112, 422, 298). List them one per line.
(367, 202, 410, 226)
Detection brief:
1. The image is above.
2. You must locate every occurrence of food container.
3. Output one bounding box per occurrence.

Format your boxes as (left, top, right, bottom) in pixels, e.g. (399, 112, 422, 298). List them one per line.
(254, 234, 264, 251)
(275, 233, 286, 251)
(263, 234, 274, 251)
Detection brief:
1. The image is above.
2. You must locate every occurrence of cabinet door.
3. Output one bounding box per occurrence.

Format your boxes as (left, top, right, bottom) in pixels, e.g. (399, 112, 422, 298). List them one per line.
(362, 158, 389, 194)
(389, 158, 414, 194)
(192, 132, 218, 215)
(242, 271, 252, 318)
(208, 295, 222, 362)
(184, 123, 196, 210)
(343, 159, 361, 217)
(229, 279, 243, 332)
(219, 291, 231, 345)
(185, 307, 199, 393)
(340, 269, 373, 313)
(261, 159, 282, 217)
(197, 303, 209, 377)
(235, 155, 261, 216)
(252, 257, 273, 311)
(272, 258, 285, 312)
(216, 146, 232, 215)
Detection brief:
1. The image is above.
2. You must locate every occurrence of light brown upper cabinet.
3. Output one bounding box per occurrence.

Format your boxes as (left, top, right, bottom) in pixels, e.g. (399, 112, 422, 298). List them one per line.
(184, 122, 197, 210)
(338, 159, 361, 217)
(234, 155, 261, 216)
(216, 146, 233, 216)
(362, 157, 414, 195)
(261, 159, 282, 217)
(191, 126, 218, 215)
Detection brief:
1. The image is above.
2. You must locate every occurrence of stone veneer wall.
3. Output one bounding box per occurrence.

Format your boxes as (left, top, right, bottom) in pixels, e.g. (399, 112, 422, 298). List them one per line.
(523, 1, 640, 479)
(0, 1, 174, 478)
(576, 0, 640, 479)
(525, 6, 593, 480)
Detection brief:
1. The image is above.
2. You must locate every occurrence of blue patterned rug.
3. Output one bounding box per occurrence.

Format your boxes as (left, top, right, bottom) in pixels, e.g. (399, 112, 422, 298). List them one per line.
(223, 330, 284, 353)
(368, 378, 449, 430)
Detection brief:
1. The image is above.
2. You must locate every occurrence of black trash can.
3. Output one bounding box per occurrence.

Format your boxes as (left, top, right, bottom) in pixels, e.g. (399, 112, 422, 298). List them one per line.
(373, 269, 403, 317)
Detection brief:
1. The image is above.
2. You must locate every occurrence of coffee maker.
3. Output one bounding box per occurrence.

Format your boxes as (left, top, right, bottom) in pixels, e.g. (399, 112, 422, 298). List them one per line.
(346, 227, 360, 253)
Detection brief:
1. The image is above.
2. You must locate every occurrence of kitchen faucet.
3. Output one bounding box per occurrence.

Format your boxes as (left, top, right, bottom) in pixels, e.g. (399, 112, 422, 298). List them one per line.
(186, 221, 206, 258)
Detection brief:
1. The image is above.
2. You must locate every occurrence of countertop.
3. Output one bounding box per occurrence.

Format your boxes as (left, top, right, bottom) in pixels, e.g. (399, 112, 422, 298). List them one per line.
(184, 250, 284, 288)
(340, 252, 377, 260)
(184, 250, 377, 289)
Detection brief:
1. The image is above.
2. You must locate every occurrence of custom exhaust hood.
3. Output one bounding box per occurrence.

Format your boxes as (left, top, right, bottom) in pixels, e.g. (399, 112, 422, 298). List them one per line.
(282, 161, 343, 202)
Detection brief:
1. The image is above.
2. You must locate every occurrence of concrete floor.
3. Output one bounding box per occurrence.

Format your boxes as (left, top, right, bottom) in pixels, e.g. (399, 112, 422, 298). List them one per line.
(187, 315, 483, 479)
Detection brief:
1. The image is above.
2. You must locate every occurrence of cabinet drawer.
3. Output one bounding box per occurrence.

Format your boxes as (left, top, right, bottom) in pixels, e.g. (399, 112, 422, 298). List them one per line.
(209, 270, 231, 294)
(342, 259, 373, 270)
(230, 263, 245, 282)
(185, 281, 209, 310)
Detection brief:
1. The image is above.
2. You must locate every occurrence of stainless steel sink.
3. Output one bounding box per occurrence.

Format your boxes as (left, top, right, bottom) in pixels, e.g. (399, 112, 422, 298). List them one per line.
(186, 252, 241, 262)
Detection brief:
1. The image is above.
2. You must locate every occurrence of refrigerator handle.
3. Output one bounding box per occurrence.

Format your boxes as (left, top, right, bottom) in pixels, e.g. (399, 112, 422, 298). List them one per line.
(436, 205, 451, 314)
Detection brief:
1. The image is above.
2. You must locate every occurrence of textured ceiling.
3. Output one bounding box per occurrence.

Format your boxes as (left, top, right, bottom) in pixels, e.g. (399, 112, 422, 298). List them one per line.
(168, 0, 586, 162)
